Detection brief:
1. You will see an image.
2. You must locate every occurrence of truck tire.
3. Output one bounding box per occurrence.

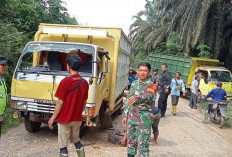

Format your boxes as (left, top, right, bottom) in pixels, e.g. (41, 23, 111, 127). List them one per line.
(100, 111, 113, 129)
(88, 116, 100, 132)
(108, 129, 124, 144)
(80, 124, 86, 138)
(24, 117, 41, 133)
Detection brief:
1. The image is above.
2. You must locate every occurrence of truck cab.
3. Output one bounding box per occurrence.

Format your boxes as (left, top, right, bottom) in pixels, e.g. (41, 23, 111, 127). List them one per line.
(11, 41, 111, 132)
(196, 66, 232, 98)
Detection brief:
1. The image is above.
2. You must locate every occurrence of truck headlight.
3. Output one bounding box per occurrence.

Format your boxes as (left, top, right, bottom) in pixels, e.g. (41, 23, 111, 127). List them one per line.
(14, 101, 27, 110)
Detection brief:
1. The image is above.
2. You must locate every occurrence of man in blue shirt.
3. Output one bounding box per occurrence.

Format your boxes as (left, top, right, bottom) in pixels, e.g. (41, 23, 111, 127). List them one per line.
(204, 82, 227, 101)
(128, 70, 138, 89)
(203, 82, 227, 123)
(170, 72, 186, 115)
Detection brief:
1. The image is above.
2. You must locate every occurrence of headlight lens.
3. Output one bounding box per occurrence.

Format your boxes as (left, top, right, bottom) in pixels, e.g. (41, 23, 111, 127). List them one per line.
(14, 101, 27, 110)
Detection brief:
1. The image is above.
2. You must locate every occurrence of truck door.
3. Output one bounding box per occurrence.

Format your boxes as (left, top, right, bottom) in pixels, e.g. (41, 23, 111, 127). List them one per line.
(198, 70, 210, 96)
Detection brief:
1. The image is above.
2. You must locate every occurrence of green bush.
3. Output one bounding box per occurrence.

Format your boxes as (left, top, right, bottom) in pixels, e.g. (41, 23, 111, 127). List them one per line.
(199, 102, 208, 110)
(197, 44, 212, 58)
(166, 32, 183, 55)
(130, 52, 149, 68)
(225, 101, 232, 127)
(2, 105, 24, 134)
(151, 32, 183, 55)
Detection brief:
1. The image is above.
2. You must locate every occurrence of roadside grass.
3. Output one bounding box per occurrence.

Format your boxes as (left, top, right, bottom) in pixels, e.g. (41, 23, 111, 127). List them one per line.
(225, 100, 232, 127)
(199, 100, 232, 128)
(1, 95, 24, 134)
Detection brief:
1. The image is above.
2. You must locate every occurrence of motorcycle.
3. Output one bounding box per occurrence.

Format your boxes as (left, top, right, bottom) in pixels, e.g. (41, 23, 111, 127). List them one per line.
(203, 100, 228, 128)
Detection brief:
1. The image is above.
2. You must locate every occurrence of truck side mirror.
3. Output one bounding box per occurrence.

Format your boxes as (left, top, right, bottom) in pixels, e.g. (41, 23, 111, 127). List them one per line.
(99, 51, 110, 73)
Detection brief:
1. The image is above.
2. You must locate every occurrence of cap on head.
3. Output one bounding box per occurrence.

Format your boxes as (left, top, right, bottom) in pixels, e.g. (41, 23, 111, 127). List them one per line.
(66, 54, 82, 71)
(0, 55, 8, 64)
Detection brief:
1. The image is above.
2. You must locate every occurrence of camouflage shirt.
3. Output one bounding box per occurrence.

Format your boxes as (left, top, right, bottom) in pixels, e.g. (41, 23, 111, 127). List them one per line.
(123, 78, 156, 118)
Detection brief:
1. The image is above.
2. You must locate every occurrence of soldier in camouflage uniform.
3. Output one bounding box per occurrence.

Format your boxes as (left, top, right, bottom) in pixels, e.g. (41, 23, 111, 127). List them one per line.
(122, 62, 156, 157)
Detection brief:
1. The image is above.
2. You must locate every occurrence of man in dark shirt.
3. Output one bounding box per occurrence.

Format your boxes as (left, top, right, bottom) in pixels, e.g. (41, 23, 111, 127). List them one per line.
(151, 68, 160, 105)
(151, 68, 160, 85)
(48, 54, 89, 157)
(158, 63, 172, 117)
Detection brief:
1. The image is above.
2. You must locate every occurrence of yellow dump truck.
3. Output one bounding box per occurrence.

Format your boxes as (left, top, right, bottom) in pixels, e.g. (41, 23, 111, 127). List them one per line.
(11, 23, 131, 132)
(149, 54, 232, 98)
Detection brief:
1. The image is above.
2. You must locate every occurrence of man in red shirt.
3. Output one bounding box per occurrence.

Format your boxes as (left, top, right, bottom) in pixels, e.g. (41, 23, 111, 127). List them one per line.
(48, 54, 89, 157)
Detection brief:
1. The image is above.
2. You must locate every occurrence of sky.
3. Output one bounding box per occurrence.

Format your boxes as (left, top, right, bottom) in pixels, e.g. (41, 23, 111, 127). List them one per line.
(63, 0, 146, 35)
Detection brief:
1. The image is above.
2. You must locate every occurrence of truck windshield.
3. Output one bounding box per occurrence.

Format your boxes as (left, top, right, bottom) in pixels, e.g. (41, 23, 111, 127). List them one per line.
(210, 71, 232, 82)
(18, 42, 94, 75)
(24, 42, 95, 54)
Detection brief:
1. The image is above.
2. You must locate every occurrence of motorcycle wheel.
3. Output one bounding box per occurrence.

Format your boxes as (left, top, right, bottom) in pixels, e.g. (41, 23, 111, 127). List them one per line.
(218, 116, 225, 129)
(210, 111, 216, 122)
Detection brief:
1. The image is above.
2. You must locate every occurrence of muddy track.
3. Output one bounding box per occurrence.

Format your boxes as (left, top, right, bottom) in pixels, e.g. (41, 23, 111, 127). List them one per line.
(1, 97, 232, 157)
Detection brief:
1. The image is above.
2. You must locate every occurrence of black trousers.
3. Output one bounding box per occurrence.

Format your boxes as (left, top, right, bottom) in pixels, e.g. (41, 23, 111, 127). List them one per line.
(158, 88, 169, 116)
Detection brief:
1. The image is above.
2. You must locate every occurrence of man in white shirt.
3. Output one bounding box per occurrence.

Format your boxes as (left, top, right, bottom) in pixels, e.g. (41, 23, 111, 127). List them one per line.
(189, 75, 200, 109)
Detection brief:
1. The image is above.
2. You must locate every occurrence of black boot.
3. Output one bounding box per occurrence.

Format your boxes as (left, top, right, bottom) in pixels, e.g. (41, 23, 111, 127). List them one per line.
(59, 147, 68, 157)
(128, 154, 135, 157)
(74, 141, 85, 157)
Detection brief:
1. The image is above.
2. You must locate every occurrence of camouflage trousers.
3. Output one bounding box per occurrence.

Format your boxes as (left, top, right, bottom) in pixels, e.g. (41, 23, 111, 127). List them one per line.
(127, 111, 152, 157)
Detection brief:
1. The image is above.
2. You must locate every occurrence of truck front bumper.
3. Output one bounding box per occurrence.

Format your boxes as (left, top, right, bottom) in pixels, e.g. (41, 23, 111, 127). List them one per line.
(11, 97, 97, 126)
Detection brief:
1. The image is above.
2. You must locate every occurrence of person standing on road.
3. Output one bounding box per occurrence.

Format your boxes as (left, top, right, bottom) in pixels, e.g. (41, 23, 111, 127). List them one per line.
(158, 63, 172, 117)
(128, 70, 138, 89)
(151, 68, 159, 105)
(122, 62, 156, 157)
(48, 54, 89, 157)
(0, 55, 8, 138)
(170, 72, 186, 115)
(129, 66, 134, 77)
(189, 75, 200, 109)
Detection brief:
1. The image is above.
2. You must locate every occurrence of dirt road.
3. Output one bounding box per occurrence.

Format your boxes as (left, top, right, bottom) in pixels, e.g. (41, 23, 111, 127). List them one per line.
(1, 97, 232, 157)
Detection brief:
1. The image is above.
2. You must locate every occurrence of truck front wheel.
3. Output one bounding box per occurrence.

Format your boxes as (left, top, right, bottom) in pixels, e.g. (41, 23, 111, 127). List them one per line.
(24, 117, 42, 133)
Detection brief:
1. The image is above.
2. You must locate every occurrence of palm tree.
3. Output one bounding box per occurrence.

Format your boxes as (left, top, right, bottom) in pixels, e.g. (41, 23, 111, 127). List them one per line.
(130, 0, 232, 59)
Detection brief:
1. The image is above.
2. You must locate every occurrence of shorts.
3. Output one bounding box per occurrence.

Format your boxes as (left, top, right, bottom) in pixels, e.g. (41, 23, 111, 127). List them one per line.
(152, 112, 161, 133)
(171, 95, 179, 105)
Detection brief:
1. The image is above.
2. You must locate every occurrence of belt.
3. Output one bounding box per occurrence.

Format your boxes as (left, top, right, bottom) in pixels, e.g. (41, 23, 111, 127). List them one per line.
(130, 105, 150, 112)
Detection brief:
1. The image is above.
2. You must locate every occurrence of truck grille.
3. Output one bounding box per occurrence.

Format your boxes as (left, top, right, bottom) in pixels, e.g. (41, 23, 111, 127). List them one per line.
(27, 102, 55, 113)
